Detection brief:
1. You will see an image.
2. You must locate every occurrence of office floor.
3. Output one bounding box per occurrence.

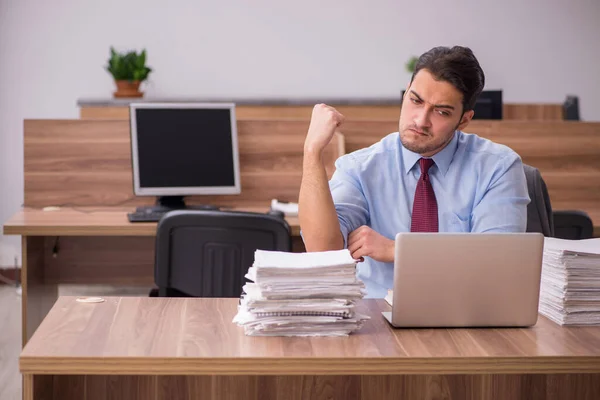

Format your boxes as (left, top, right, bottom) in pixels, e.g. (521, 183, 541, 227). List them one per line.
(0, 284, 151, 400)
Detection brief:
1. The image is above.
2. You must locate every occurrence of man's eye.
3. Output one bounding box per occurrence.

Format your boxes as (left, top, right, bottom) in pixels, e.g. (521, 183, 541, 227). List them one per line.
(410, 98, 421, 104)
(438, 110, 450, 117)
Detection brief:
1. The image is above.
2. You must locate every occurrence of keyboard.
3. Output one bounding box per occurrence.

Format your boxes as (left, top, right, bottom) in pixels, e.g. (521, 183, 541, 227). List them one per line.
(127, 210, 168, 222)
(127, 205, 222, 222)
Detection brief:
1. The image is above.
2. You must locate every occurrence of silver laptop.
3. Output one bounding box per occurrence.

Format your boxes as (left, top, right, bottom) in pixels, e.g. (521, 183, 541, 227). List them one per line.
(382, 232, 544, 328)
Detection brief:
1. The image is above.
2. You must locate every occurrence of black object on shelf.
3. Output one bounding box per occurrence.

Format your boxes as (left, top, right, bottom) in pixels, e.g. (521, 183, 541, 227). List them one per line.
(563, 95, 580, 121)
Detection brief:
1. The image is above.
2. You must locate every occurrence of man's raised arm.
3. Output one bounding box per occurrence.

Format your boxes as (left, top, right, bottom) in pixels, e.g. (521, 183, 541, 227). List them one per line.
(299, 104, 345, 252)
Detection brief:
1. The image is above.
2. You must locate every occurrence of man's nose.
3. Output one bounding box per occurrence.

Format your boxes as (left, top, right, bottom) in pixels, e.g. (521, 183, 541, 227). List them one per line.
(414, 108, 432, 129)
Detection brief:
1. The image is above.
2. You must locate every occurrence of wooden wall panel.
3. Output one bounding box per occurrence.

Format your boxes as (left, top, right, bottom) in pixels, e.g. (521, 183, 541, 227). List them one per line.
(31, 374, 600, 400)
(503, 103, 563, 121)
(80, 103, 563, 121)
(23, 120, 342, 208)
(80, 105, 401, 121)
(80, 106, 130, 120)
(23, 119, 600, 223)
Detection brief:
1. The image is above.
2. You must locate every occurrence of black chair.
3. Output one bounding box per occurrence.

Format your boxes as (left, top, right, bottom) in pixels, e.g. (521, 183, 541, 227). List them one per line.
(553, 210, 593, 240)
(523, 164, 554, 237)
(154, 210, 291, 297)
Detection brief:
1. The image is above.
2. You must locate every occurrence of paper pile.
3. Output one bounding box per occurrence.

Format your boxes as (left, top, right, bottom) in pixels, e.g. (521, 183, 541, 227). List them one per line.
(233, 249, 369, 336)
(539, 237, 600, 325)
(270, 199, 299, 217)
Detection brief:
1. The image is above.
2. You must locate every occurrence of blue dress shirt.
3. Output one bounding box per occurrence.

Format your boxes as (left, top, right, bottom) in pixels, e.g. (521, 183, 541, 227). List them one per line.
(329, 130, 530, 298)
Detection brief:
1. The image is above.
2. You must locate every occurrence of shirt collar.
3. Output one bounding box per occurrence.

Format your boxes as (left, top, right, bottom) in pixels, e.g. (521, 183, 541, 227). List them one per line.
(401, 130, 459, 177)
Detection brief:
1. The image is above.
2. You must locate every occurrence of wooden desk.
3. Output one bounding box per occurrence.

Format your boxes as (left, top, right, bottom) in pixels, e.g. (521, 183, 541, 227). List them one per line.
(3, 206, 300, 236)
(3, 207, 301, 345)
(21, 297, 600, 400)
(4, 206, 600, 347)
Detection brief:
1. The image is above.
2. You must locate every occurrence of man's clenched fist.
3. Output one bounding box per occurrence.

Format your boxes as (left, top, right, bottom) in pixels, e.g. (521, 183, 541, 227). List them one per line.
(304, 104, 345, 156)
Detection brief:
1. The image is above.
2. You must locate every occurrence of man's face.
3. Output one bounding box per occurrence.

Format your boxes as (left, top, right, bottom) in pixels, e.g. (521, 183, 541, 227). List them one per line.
(399, 69, 474, 157)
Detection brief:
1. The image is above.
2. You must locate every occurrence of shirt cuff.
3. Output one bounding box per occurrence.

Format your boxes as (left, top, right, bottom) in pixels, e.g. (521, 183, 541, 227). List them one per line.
(339, 220, 351, 249)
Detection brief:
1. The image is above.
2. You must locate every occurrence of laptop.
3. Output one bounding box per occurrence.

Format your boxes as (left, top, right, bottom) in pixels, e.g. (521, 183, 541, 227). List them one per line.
(382, 232, 544, 328)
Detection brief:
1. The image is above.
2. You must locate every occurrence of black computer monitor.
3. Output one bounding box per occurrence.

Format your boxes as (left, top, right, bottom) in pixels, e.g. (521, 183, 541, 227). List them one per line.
(129, 103, 241, 210)
(472, 90, 502, 120)
(400, 89, 503, 119)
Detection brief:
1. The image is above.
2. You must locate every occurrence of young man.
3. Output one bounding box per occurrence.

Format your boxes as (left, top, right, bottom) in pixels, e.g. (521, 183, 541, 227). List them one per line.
(299, 46, 530, 298)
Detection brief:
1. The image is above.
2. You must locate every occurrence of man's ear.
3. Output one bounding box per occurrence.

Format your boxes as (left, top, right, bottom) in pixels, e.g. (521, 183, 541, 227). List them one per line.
(457, 110, 474, 131)
(402, 82, 411, 100)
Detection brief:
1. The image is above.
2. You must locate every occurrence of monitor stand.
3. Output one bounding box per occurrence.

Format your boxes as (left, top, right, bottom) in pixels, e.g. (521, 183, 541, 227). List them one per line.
(135, 196, 220, 213)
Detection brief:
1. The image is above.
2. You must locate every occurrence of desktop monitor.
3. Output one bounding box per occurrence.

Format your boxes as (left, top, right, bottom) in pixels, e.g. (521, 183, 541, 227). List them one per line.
(472, 90, 502, 120)
(129, 102, 241, 209)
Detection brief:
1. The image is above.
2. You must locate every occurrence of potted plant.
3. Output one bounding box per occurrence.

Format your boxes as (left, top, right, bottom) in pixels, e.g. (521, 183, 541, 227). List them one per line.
(405, 56, 418, 74)
(105, 47, 152, 98)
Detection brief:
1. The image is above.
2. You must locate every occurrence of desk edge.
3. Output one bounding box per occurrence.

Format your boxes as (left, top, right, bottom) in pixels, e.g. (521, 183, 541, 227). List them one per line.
(19, 356, 600, 376)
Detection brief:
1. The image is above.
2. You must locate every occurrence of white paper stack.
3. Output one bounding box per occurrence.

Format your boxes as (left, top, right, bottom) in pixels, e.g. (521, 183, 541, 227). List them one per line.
(539, 237, 600, 325)
(233, 249, 369, 336)
(270, 199, 299, 217)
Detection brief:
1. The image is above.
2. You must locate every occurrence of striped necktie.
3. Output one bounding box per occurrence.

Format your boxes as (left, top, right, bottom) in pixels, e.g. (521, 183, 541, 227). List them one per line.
(410, 158, 439, 232)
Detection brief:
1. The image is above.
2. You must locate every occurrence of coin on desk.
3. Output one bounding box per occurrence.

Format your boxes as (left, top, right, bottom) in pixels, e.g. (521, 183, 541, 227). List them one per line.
(76, 297, 105, 303)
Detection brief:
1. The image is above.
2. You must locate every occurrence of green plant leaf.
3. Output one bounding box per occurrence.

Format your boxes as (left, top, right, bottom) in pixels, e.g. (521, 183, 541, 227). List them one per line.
(405, 56, 418, 74)
(137, 49, 146, 69)
(105, 47, 152, 81)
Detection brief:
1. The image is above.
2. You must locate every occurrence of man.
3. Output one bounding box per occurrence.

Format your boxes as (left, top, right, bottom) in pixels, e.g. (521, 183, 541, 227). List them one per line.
(298, 46, 530, 298)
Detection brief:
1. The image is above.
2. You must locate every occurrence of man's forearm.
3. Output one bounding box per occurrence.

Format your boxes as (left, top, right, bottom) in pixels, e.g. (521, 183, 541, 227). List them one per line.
(299, 151, 344, 251)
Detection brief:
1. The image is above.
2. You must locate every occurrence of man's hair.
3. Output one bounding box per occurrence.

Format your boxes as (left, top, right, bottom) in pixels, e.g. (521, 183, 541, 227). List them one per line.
(410, 46, 485, 112)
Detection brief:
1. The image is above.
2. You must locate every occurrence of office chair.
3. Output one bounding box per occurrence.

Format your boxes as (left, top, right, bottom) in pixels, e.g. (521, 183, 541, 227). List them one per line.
(154, 210, 292, 297)
(553, 210, 593, 240)
(523, 164, 554, 237)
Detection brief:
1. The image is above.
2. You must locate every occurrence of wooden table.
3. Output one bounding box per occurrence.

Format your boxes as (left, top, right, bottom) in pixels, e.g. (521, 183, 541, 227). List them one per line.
(21, 297, 600, 400)
(3, 207, 301, 345)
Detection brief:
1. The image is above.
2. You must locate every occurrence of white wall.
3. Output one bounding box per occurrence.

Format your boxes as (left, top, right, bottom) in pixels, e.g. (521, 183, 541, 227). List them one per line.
(1, 0, 599, 265)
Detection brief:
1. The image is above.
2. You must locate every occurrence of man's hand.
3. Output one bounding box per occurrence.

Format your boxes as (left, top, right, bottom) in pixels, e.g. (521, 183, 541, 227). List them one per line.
(348, 226, 395, 263)
(304, 104, 345, 156)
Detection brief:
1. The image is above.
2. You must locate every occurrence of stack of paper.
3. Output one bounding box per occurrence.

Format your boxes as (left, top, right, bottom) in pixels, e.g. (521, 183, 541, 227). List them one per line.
(270, 199, 299, 216)
(539, 237, 600, 325)
(233, 249, 369, 336)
